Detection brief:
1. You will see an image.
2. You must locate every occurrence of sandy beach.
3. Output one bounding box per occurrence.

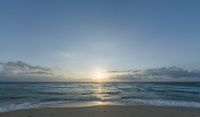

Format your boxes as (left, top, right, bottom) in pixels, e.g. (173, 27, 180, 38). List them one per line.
(0, 105, 200, 117)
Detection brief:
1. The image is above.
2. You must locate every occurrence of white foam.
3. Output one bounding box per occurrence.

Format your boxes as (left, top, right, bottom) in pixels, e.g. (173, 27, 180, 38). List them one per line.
(0, 101, 67, 113)
(0, 102, 38, 113)
(122, 99, 200, 108)
(0, 99, 200, 113)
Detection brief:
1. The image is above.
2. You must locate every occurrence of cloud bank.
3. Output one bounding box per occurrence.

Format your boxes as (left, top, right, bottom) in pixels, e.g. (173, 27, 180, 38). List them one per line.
(0, 61, 66, 82)
(107, 67, 200, 82)
(0, 61, 200, 82)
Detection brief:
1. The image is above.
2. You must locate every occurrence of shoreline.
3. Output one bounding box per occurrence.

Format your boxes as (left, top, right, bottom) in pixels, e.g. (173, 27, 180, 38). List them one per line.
(1, 100, 200, 113)
(1, 105, 200, 117)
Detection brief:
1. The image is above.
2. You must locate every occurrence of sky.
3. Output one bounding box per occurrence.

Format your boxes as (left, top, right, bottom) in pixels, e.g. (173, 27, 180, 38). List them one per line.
(0, 0, 200, 82)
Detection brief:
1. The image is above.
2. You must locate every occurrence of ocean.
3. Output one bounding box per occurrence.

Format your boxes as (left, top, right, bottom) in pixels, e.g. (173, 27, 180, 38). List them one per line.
(0, 82, 200, 112)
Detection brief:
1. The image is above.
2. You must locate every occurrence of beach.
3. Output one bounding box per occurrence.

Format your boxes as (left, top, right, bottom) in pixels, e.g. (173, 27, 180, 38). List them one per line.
(0, 105, 200, 117)
(1, 0, 200, 116)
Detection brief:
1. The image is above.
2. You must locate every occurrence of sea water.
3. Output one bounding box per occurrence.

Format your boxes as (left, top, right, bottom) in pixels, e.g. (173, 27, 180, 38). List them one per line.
(0, 82, 200, 112)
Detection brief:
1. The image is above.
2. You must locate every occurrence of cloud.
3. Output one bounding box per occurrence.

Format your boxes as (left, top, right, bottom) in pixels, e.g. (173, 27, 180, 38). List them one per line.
(107, 66, 200, 82)
(0, 61, 66, 82)
(1, 61, 200, 82)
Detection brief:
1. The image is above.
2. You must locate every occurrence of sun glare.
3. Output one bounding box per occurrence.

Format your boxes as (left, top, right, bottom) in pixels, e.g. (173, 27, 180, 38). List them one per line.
(95, 72, 105, 80)
(91, 69, 109, 82)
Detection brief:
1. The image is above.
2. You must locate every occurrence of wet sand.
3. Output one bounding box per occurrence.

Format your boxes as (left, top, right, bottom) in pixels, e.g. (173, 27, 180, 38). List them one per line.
(0, 105, 200, 117)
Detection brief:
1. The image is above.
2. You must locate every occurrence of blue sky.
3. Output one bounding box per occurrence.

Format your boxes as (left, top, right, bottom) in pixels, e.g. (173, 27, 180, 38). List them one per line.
(0, 0, 200, 81)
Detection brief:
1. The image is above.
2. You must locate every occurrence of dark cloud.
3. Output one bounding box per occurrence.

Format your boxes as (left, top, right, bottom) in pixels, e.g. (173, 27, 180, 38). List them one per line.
(1, 61, 200, 82)
(0, 61, 65, 82)
(107, 67, 200, 82)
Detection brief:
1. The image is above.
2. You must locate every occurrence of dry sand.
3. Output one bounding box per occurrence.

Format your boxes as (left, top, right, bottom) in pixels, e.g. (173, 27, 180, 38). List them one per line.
(0, 105, 200, 117)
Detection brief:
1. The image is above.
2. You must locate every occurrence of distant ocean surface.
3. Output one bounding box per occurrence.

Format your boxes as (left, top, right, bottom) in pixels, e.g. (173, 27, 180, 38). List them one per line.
(0, 82, 200, 112)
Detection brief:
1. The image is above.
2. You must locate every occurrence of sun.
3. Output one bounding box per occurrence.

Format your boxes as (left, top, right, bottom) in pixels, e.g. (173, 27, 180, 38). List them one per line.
(95, 72, 105, 80)
(91, 69, 109, 82)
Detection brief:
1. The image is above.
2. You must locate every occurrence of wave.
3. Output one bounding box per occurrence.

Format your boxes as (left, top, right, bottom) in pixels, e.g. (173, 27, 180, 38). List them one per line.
(1, 99, 200, 113)
(122, 99, 200, 108)
(0, 101, 67, 113)
(1, 82, 200, 113)
(0, 102, 38, 113)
